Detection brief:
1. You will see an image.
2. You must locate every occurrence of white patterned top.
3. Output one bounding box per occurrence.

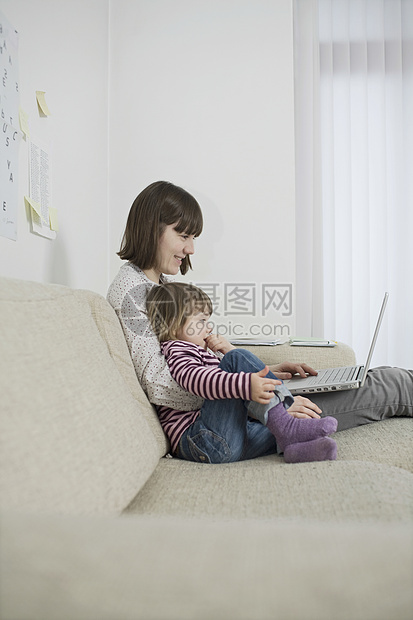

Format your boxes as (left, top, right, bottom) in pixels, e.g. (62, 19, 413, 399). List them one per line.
(107, 262, 203, 411)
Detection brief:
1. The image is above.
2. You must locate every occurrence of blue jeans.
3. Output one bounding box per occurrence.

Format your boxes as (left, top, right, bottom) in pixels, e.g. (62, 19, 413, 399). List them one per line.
(176, 349, 293, 464)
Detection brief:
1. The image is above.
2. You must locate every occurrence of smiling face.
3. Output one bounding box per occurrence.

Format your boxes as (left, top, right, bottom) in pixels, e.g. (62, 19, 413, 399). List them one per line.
(143, 224, 196, 283)
(177, 310, 212, 350)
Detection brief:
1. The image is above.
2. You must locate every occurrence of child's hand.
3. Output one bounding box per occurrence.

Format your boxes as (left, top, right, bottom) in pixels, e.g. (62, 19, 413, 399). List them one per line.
(250, 366, 282, 404)
(204, 333, 235, 355)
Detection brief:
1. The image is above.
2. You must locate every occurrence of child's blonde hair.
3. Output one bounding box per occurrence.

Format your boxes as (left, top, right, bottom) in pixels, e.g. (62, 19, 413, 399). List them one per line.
(147, 282, 213, 342)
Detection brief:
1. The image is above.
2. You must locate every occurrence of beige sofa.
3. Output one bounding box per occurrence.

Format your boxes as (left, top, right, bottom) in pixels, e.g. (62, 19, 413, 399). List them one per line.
(1, 277, 412, 620)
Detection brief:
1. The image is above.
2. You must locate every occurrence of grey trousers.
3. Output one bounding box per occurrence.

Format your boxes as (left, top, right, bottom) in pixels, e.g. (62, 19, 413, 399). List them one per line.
(309, 366, 413, 431)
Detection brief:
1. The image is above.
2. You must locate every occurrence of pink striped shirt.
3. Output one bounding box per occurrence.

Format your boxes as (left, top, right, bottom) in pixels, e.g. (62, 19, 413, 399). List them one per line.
(156, 340, 251, 454)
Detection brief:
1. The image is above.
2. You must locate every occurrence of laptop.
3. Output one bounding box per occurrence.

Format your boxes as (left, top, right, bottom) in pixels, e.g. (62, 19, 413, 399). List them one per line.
(283, 292, 389, 395)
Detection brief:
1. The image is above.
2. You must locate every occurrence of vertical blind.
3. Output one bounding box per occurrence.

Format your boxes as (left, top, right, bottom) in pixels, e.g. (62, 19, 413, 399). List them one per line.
(294, 0, 413, 367)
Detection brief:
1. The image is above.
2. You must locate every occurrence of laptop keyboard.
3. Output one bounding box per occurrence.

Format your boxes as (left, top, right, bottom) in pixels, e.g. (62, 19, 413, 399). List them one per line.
(303, 366, 358, 385)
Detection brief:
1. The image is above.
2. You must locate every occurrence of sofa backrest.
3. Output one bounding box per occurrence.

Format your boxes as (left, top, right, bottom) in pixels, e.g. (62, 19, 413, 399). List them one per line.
(75, 288, 170, 456)
(0, 277, 166, 515)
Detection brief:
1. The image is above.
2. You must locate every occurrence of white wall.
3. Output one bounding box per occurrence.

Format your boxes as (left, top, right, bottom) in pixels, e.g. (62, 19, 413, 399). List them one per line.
(0, 0, 109, 295)
(0, 0, 297, 334)
(109, 0, 297, 337)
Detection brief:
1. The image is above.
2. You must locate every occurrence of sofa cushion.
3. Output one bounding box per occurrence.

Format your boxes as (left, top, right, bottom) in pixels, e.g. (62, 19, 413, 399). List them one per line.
(335, 418, 413, 472)
(0, 278, 159, 514)
(127, 457, 413, 522)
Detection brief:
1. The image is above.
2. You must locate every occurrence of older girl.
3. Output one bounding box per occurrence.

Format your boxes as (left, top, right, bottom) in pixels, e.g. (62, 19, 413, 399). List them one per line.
(107, 181, 318, 418)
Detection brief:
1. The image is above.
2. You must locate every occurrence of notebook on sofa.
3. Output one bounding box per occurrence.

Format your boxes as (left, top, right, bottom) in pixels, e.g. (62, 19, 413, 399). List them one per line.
(284, 292, 389, 395)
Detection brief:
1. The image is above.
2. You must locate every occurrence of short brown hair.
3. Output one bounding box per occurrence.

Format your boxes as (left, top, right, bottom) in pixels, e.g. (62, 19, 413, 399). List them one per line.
(118, 181, 203, 275)
(147, 282, 212, 342)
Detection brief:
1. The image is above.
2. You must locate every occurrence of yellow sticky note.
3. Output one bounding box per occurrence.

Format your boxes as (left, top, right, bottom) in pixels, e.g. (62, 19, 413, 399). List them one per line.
(24, 195, 41, 217)
(24, 196, 47, 224)
(49, 207, 59, 232)
(36, 90, 51, 116)
(19, 107, 30, 138)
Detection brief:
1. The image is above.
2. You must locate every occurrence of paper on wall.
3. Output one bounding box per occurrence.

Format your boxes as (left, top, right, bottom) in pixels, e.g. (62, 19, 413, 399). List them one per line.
(1, 123, 21, 240)
(0, 9, 20, 241)
(19, 107, 30, 138)
(35, 90, 51, 116)
(49, 206, 58, 231)
(28, 137, 56, 239)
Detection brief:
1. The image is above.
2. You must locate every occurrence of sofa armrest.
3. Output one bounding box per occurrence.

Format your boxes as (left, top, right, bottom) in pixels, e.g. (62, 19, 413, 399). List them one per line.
(237, 341, 356, 369)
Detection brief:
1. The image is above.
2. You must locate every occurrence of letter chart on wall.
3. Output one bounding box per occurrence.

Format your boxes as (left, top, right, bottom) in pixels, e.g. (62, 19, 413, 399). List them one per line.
(0, 9, 20, 241)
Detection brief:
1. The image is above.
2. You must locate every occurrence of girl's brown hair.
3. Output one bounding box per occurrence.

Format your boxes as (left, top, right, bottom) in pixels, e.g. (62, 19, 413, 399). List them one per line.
(147, 282, 212, 342)
(118, 181, 203, 275)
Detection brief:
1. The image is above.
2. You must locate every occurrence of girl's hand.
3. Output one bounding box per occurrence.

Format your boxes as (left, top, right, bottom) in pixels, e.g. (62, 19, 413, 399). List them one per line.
(205, 333, 235, 355)
(268, 362, 318, 380)
(250, 366, 282, 404)
(287, 396, 322, 419)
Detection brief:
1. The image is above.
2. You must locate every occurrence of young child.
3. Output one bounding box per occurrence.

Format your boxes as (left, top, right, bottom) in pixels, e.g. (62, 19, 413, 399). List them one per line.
(146, 282, 338, 464)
